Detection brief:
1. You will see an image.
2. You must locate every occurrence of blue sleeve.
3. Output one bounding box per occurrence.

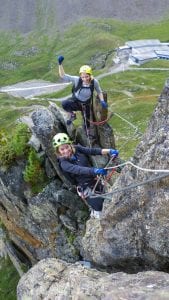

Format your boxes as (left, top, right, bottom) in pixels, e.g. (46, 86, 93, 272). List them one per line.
(60, 160, 95, 176)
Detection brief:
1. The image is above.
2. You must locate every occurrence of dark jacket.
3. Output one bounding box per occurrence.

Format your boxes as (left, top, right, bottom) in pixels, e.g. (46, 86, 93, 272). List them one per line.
(58, 144, 102, 187)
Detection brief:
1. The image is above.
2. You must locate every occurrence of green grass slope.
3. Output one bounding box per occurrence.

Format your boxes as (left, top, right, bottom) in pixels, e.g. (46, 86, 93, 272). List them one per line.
(0, 258, 20, 300)
(0, 17, 169, 85)
(1, 18, 169, 157)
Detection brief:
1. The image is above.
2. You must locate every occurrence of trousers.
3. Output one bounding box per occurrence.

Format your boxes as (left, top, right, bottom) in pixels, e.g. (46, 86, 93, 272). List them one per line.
(77, 183, 104, 211)
(62, 97, 91, 128)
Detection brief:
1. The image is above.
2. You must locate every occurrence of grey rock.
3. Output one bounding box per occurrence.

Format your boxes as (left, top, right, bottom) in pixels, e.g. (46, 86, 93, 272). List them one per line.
(28, 135, 41, 151)
(0, 168, 87, 264)
(17, 258, 169, 300)
(81, 79, 169, 271)
(59, 214, 77, 232)
(1, 79, 169, 278)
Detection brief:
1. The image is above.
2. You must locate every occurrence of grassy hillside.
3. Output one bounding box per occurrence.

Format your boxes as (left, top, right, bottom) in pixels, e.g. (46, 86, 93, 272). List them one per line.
(1, 18, 169, 157)
(0, 17, 169, 85)
(0, 257, 20, 300)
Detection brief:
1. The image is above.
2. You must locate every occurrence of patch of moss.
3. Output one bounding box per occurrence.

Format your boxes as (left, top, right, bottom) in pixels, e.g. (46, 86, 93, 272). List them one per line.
(0, 257, 20, 300)
(0, 123, 30, 166)
(23, 149, 49, 194)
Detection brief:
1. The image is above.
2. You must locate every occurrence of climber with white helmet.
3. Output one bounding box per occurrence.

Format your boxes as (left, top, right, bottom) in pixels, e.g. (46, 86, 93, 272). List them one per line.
(52, 132, 119, 218)
(57, 55, 107, 132)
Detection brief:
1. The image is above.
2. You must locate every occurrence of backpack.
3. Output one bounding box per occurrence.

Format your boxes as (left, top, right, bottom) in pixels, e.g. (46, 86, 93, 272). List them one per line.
(72, 77, 95, 99)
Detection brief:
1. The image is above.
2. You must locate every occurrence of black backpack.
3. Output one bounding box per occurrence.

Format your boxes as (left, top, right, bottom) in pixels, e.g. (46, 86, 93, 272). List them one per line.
(72, 77, 95, 99)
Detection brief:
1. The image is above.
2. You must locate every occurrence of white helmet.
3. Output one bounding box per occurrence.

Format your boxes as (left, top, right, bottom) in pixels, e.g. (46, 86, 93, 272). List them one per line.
(52, 133, 72, 148)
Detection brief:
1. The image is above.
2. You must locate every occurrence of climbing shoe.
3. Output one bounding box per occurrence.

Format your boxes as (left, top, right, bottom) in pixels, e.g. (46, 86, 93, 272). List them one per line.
(66, 112, 76, 125)
(90, 210, 102, 219)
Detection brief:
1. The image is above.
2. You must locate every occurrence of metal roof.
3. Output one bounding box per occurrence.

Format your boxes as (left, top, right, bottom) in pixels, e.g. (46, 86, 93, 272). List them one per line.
(115, 39, 169, 65)
(126, 39, 161, 48)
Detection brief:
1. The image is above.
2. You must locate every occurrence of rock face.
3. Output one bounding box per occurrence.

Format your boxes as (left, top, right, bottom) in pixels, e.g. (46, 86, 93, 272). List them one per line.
(0, 101, 115, 265)
(1, 79, 169, 298)
(0, 0, 169, 33)
(82, 79, 169, 272)
(17, 258, 169, 300)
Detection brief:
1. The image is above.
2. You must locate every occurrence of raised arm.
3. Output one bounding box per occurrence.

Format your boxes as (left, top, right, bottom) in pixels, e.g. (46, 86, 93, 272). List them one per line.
(57, 55, 65, 78)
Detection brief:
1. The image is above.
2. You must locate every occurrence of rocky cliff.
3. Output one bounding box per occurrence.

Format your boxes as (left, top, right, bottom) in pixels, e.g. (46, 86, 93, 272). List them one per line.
(0, 100, 115, 266)
(1, 0, 169, 33)
(17, 258, 169, 300)
(0, 78, 169, 299)
(82, 79, 169, 272)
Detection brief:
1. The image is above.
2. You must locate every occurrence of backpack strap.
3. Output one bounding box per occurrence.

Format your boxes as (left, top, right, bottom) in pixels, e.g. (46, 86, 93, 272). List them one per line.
(90, 79, 94, 95)
(72, 78, 95, 95)
(72, 77, 83, 94)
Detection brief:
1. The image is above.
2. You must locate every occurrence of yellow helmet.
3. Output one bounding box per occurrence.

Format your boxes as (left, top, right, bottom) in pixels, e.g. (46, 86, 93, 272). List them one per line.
(79, 65, 92, 75)
(52, 133, 72, 148)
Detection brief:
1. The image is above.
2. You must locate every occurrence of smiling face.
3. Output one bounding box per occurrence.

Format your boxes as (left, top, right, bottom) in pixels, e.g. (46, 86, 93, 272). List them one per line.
(58, 143, 73, 158)
(80, 72, 91, 84)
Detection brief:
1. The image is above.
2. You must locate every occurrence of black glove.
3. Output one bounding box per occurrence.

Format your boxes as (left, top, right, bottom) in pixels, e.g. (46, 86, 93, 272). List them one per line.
(58, 55, 64, 65)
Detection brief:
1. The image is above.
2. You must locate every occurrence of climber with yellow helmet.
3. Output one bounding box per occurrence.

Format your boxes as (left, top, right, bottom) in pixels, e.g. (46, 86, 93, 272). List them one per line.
(57, 55, 107, 131)
(52, 132, 119, 218)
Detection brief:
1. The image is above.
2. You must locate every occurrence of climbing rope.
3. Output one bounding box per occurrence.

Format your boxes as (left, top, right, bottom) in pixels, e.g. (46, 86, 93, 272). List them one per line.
(86, 102, 143, 152)
(106, 161, 169, 173)
(113, 111, 141, 133)
(81, 104, 92, 146)
(87, 112, 114, 126)
(90, 161, 169, 199)
(91, 154, 118, 194)
(109, 107, 143, 148)
(81, 104, 99, 168)
(91, 172, 169, 200)
(81, 101, 145, 195)
(107, 106, 143, 152)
